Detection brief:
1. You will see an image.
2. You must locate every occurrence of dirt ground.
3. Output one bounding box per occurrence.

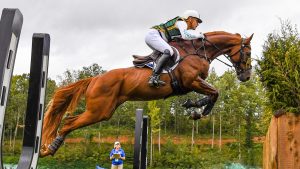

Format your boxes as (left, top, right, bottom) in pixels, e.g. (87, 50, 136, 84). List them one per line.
(65, 136, 265, 145)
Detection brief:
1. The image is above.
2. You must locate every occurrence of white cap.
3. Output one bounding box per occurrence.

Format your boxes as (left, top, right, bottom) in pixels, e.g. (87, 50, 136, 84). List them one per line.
(182, 10, 202, 23)
(114, 141, 120, 148)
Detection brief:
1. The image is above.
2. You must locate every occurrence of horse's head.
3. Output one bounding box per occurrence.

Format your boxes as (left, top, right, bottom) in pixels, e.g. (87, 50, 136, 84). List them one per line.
(226, 34, 253, 82)
(202, 32, 254, 82)
(171, 31, 254, 82)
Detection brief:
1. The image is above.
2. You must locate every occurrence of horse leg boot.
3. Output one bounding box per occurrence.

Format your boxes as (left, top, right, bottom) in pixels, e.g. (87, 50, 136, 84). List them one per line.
(195, 97, 211, 107)
(47, 135, 65, 155)
(189, 97, 212, 120)
(40, 115, 82, 157)
(182, 97, 210, 109)
(148, 49, 172, 87)
(202, 102, 215, 116)
(190, 102, 215, 120)
(43, 115, 80, 156)
(41, 112, 102, 157)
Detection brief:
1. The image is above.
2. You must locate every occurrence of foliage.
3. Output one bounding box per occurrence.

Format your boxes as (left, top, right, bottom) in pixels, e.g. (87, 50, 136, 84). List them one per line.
(57, 63, 106, 86)
(6, 74, 29, 135)
(3, 139, 262, 169)
(257, 20, 300, 114)
(148, 101, 161, 134)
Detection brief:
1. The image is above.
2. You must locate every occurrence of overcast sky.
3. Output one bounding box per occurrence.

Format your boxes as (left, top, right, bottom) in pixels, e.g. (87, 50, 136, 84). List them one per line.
(1, 0, 300, 81)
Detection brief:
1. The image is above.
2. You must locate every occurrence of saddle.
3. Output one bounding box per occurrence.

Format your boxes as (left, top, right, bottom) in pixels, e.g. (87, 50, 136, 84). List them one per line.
(132, 47, 179, 72)
(132, 50, 161, 67)
(133, 47, 186, 96)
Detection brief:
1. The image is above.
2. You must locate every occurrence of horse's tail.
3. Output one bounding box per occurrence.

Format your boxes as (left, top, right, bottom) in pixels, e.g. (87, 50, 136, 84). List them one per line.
(42, 77, 93, 143)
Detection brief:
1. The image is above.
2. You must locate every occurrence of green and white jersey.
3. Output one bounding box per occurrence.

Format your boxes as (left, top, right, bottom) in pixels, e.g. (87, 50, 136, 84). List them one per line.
(152, 16, 202, 41)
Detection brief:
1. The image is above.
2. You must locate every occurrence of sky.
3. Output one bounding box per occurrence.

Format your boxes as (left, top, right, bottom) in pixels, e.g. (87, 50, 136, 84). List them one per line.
(1, 0, 300, 81)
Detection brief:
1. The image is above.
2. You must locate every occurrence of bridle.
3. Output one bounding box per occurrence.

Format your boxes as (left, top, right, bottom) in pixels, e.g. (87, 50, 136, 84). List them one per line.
(226, 38, 252, 74)
(185, 37, 252, 75)
(174, 36, 252, 75)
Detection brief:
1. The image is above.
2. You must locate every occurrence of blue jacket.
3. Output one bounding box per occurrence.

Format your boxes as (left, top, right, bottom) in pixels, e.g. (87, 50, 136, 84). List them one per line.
(110, 148, 125, 165)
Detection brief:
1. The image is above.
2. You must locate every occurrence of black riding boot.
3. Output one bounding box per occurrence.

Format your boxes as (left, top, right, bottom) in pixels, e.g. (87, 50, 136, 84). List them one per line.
(148, 49, 171, 87)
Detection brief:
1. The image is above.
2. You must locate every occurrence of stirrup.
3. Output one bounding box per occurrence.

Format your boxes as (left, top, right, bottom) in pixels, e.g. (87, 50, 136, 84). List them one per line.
(148, 75, 166, 87)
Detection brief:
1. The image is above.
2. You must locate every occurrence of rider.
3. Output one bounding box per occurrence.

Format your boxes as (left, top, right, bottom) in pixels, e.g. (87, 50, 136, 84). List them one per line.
(145, 10, 205, 87)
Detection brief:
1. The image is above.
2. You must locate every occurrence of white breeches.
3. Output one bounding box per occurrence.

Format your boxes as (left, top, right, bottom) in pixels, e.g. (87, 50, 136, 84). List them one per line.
(145, 29, 174, 56)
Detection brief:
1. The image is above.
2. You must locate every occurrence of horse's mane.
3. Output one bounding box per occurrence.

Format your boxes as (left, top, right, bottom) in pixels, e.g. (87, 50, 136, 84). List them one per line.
(205, 31, 241, 38)
(170, 31, 242, 46)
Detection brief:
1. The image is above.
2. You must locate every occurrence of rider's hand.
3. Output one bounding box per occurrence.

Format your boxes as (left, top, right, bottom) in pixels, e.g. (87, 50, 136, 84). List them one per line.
(199, 32, 205, 39)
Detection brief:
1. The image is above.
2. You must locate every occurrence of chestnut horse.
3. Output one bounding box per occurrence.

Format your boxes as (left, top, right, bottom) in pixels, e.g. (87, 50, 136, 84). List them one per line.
(40, 31, 253, 157)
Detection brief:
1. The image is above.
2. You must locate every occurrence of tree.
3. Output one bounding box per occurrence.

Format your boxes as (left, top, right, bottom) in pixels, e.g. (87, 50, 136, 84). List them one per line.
(237, 75, 264, 165)
(6, 74, 29, 152)
(57, 63, 106, 86)
(257, 20, 300, 114)
(147, 100, 161, 166)
(206, 69, 219, 148)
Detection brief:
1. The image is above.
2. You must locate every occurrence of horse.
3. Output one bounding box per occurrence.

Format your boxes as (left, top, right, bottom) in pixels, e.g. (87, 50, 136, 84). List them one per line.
(40, 31, 253, 157)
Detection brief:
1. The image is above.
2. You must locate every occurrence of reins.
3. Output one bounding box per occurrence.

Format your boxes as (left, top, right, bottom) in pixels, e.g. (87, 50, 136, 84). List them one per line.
(174, 38, 233, 68)
(204, 39, 233, 68)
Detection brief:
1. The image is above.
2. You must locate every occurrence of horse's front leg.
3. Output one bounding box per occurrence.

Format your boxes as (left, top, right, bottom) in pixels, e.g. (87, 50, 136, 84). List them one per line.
(182, 77, 219, 120)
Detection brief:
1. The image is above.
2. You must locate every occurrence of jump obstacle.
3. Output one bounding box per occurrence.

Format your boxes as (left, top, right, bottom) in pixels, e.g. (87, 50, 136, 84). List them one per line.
(0, 8, 50, 169)
(133, 109, 148, 169)
(0, 8, 149, 169)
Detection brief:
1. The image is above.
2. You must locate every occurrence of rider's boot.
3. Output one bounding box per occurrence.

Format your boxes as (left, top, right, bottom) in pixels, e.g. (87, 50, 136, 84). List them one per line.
(148, 49, 172, 87)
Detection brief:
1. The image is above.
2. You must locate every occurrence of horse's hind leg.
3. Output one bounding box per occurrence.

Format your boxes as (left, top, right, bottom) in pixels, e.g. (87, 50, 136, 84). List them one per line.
(59, 96, 118, 137)
(41, 95, 120, 157)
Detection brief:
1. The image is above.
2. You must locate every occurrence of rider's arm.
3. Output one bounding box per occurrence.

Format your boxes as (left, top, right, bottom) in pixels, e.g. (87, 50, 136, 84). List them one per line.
(176, 21, 202, 40)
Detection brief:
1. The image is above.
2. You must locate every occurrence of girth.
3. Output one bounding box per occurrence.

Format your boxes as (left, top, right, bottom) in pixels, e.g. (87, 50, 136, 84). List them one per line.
(164, 69, 188, 99)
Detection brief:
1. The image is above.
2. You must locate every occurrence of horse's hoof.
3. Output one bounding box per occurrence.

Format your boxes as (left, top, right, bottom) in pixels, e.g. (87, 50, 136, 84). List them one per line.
(190, 111, 202, 120)
(182, 99, 194, 108)
(39, 144, 55, 158)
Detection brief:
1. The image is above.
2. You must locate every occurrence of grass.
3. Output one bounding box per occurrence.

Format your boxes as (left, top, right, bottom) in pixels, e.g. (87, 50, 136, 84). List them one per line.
(1, 126, 263, 168)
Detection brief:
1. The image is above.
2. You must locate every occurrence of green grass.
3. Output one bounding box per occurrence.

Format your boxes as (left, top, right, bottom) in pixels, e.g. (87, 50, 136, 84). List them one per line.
(2, 139, 263, 169)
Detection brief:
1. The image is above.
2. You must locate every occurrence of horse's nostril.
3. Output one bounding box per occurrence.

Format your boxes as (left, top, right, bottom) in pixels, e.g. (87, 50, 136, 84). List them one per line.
(246, 76, 250, 81)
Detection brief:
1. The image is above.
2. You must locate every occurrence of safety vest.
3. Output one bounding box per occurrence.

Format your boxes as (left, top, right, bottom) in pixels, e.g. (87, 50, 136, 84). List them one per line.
(152, 16, 183, 41)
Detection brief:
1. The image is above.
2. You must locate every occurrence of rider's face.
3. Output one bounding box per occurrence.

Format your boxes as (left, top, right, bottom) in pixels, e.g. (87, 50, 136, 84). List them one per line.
(187, 17, 200, 30)
(115, 144, 121, 149)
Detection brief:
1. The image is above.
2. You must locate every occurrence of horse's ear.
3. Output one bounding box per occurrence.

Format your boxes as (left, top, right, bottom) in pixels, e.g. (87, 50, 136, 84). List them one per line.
(245, 33, 254, 44)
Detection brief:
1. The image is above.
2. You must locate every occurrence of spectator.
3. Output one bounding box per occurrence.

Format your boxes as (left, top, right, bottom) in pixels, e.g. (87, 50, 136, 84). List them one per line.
(109, 141, 125, 169)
